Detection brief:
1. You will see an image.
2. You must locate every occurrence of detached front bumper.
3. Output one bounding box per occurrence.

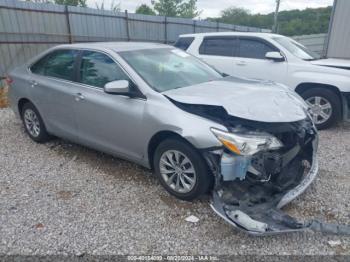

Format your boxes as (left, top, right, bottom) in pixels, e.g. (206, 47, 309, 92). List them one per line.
(277, 138, 319, 208)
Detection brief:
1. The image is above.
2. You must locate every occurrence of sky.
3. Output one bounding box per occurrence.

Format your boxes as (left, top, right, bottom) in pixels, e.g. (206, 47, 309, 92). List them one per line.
(86, 0, 334, 18)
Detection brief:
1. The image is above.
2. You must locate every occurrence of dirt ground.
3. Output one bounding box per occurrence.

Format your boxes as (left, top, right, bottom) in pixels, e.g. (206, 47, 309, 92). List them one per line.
(0, 108, 349, 256)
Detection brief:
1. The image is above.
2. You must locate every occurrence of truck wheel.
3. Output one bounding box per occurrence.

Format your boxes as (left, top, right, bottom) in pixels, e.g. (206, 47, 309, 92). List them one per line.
(301, 88, 341, 130)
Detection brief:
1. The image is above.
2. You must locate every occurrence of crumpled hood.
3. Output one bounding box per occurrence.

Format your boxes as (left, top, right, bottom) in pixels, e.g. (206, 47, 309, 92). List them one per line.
(311, 58, 350, 69)
(163, 76, 308, 123)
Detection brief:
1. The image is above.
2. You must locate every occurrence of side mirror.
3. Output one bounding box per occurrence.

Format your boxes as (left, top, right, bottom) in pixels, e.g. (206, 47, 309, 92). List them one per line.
(265, 51, 285, 62)
(104, 80, 130, 95)
(221, 72, 230, 77)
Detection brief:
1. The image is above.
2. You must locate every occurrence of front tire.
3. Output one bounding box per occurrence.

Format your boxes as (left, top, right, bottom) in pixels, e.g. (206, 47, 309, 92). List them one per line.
(153, 138, 212, 201)
(301, 88, 341, 130)
(21, 102, 51, 143)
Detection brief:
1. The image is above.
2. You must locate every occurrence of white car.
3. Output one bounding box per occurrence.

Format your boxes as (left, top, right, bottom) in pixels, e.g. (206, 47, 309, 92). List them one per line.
(175, 32, 350, 129)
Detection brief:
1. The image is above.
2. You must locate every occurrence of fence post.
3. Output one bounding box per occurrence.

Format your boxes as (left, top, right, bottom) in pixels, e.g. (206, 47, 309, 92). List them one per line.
(164, 16, 167, 44)
(125, 10, 130, 41)
(65, 5, 72, 43)
(193, 20, 196, 33)
(216, 20, 219, 32)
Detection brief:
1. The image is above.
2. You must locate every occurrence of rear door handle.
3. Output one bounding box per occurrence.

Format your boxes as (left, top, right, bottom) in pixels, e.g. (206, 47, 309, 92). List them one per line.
(75, 93, 85, 101)
(30, 80, 38, 87)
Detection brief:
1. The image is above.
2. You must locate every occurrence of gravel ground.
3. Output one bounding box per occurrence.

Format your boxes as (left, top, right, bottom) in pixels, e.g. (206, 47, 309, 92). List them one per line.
(0, 107, 349, 256)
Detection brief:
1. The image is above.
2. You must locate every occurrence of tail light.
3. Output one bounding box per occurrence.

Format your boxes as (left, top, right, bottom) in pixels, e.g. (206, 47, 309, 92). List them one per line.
(4, 75, 13, 85)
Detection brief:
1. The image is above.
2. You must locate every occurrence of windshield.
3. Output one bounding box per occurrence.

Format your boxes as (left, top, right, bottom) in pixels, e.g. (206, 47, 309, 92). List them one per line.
(119, 48, 222, 92)
(272, 36, 321, 61)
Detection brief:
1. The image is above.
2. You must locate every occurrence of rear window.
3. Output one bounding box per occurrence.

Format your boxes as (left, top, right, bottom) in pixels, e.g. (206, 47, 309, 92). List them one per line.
(174, 37, 194, 50)
(199, 37, 237, 57)
(30, 49, 77, 81)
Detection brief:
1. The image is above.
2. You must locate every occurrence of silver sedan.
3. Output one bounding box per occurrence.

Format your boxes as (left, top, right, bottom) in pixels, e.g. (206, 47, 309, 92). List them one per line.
(8, 42, 318, 235)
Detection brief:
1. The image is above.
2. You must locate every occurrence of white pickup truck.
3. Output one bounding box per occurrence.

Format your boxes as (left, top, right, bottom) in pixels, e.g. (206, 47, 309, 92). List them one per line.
(175, 32, 350, 129)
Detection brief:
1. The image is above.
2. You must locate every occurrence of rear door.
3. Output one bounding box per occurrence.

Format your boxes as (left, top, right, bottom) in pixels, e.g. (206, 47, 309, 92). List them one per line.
(74, 50, 146, 160)
(232, 37, 288, 83)
(196, 36, 238, 75)
(29, 49, 80, 140)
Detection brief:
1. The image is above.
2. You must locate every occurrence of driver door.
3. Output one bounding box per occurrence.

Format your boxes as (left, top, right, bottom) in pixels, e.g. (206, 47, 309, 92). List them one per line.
(74, 50, 146, 161)
(232, 37, 288, 84)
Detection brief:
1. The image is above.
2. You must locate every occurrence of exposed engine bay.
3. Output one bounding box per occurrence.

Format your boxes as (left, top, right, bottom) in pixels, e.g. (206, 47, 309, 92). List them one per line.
(171, 99, 350, 235)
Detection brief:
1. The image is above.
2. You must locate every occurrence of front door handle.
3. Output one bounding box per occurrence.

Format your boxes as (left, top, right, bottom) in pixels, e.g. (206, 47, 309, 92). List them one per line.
(75, 93, 85, 101)
(236, 61, 247, 66)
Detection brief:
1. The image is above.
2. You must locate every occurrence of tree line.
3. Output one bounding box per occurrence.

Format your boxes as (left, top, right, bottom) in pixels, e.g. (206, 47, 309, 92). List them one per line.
(210, 6, 332, 36)
(25, 0, 332, 36)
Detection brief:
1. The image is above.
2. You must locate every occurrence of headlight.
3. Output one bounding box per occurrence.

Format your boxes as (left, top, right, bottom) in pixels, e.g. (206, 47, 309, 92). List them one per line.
(211, 128, 283, 156)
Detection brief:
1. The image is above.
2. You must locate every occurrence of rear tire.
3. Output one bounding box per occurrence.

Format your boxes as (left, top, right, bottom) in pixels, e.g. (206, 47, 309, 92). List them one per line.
(153, 138, 212, 201)
(21, 102, 51, 143)
(300, 88, 341, 130)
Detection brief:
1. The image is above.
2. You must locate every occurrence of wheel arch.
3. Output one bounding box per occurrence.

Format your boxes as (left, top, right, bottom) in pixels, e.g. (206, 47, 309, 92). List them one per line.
(18, 98, 31, 118)
(295, 83, 342, 102)
(18, 98, 48, 128)
(147, 130, 197, 170)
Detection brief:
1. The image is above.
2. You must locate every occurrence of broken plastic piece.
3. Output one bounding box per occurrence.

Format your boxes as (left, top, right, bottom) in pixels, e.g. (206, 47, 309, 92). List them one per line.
(327, 240, 342, 247)
(185, 215, 199, 223)
(307, 220, 350, 235)
(227, 210, 268, 233)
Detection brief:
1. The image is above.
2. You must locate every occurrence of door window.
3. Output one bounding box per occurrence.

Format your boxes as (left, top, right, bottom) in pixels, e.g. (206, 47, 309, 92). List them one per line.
(174, 37, 195, 51)
(238, 38, 277, 59)
(199, 37, 237, 57)
(30, 49, 77, 81)
(79, 51, 129, 88)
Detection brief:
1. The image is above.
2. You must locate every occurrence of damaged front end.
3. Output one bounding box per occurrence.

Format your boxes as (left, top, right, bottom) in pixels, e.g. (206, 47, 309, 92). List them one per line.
(203, 116, 319, 235)
(167, 93, 350, 235)
(205, 116, 318, 234)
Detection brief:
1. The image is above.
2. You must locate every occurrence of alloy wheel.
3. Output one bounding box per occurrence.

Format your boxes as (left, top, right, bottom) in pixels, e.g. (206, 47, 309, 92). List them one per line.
(159, 150, 197, 194)
(305, 96, 332, 125)
(24, 108, 41, 137)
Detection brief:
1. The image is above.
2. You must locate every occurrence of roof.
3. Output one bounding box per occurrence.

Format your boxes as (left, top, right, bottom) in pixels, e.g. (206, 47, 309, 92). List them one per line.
(179, 32, 282, 38)
(55, 42, 170, 52)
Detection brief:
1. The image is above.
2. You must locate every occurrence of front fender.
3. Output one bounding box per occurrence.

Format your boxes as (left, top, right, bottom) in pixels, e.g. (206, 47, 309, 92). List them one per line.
(291, 70, 350, 92)
(141, 96, 226, 167)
